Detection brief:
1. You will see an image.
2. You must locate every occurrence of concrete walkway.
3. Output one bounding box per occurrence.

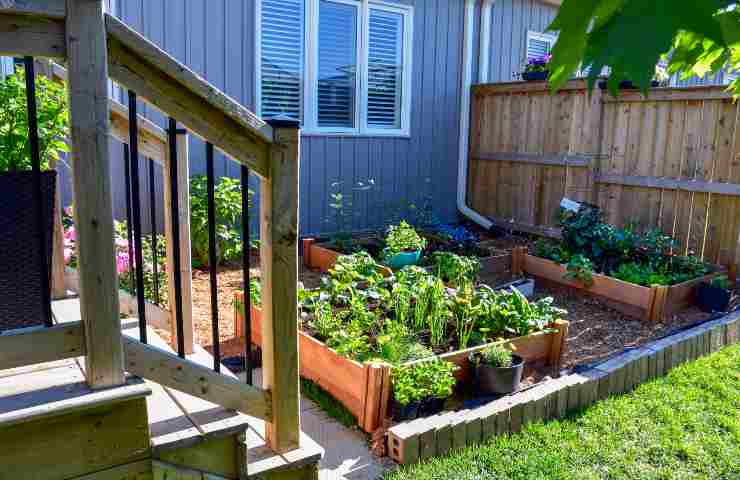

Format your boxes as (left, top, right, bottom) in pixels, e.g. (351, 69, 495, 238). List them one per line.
(241, 368, 395, 479)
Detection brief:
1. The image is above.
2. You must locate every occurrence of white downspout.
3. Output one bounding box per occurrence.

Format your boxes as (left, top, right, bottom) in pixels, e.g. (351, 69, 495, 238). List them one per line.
(457, 0, 493, 229)
(478, 0, 494, 84)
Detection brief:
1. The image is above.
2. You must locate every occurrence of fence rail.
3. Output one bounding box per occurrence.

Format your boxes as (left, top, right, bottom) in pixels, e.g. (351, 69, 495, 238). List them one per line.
(467, 79, 740, 267)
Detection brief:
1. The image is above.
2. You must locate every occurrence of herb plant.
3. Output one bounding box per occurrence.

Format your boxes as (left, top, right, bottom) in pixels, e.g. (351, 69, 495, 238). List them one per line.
(392, 359, 457, 405)
(564, 254, 594, 286)
(431, 252, 480, 288)
(383, 221, 427, 257)
(481, 344, 513, 368)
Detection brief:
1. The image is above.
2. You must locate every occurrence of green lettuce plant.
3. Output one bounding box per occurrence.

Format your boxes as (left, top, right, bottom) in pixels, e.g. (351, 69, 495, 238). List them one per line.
(384, 221, 427, 257)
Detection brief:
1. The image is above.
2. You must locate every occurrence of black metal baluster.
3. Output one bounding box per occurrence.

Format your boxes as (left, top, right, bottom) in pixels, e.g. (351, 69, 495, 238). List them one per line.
(168, 118, 186, 358)
(148, 158, 160, 305)
(241, 165, 253, 385)
(24, 57, 52, 327)
(123, 144, 136, 292)
(206, 143, 220, 372)
(127, 90, 147, 343)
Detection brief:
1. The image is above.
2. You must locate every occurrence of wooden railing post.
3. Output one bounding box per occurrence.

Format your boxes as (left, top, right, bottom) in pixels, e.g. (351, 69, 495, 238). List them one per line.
(65, 0, 125, 388)
(260, 118, 300, 453)
(163, 131, 194, 354)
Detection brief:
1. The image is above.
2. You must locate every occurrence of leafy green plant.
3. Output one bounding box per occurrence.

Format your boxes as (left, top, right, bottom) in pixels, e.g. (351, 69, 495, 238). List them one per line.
(0, 67, 69, 172)
(612, 262, 671, 287)
(308, 300, 339, 342)
(392, 359, 457, 405)
(481, 344, 513, 368)
(189, 175, 253, 268)
(564, 254, 595, 286)
(450, 285, 479, 350)
(383, 221, 427, 257)
(431, 252, 480, 287)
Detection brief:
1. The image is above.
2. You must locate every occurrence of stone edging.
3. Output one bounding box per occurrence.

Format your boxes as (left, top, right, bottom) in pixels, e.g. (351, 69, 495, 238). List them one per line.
(388, 311, 740, 464)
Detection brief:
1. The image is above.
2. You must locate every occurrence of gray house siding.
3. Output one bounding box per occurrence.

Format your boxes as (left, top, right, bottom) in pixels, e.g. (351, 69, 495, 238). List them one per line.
(57, 0, 560, 236)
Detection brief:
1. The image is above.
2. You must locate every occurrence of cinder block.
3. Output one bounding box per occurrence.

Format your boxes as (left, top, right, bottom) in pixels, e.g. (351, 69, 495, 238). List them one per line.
(637, 353, 649, 384)
(465, 415, 482, 446)
(495, 407, 510, 435)
(388, 423, 420, 464)
(435, 422, 453, 457)
(656, 347, 666, 376)
(480, 409, 498, 441)
(580, 369, 607, 407)
(451, 411, 470, 450)
(647, 351, 657, 381)
(419, 426, 437, 460)
(709, 325, 725, 352)
(726, 317, 739, 345)
(509, 403, 524, 433)
(556, 381, 570, 417)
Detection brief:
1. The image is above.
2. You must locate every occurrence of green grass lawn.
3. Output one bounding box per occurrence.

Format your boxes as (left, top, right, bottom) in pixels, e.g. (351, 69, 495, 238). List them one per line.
(385, 344, 740, 480)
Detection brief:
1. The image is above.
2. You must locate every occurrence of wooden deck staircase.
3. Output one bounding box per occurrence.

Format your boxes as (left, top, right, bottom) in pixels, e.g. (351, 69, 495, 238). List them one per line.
(0, 1, 314, 478)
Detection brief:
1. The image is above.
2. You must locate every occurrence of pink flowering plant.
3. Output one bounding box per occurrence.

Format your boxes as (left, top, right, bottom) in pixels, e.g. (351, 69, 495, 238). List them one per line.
(63, 207, 167, 306)
(523, 54, 551, 74)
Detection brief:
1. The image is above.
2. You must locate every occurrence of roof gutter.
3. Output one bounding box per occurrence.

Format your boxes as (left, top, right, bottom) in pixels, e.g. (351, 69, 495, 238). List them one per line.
(457, 0, 493, 229)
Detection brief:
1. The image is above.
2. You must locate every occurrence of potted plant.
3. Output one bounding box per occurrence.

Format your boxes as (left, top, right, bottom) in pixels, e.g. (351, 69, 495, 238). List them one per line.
(416, 359, 457, 417)
(382, 221, 427, 269)
(598, 65, 669, 90)
(521, 55, 550, 82)
(0, 66, 69, 328)
(471, 344, 524, 395)
(697, 275, 732, 313)
(390, 364, 424, 421)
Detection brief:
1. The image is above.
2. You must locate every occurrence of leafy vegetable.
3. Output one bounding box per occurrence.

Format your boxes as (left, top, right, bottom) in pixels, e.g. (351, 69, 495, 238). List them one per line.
(565, 254, 595, 286)
(431, 251, 480, 288)
(392, 359, 458, 405)
(481, 344, 513, 368)
(383, 221, 427, 257)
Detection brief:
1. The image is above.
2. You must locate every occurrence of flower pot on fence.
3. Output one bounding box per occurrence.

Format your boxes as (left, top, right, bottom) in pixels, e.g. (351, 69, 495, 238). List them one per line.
(474, 354, 524, 395)
(0, 170, 56, 331)
(391, 399, 420, 422)
(522, 71, 548, 82)
(696, 282, 731, 313)
(598, 80, 661, 90)
(385, 250, 422, 269)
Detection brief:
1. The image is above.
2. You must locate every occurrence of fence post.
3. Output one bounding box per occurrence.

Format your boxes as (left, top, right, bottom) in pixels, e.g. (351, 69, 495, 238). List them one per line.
(163, 131, 194, 354)
(260, 118, 301, 453)
(65, 0, 125, 388)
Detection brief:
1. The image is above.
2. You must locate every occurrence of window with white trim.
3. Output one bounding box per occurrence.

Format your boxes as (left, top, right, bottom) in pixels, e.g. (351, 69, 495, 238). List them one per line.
(257, 0, 413, 136)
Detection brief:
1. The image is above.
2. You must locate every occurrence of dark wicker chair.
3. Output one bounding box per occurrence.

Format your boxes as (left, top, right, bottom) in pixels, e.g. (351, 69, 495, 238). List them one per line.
(0, 171, 56, 332)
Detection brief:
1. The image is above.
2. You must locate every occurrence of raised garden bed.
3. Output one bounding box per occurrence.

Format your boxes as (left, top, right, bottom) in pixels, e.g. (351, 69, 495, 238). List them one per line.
(302, 238, 511, 278)
(512, 247, 721, 322)
(233, 292, 568, 434)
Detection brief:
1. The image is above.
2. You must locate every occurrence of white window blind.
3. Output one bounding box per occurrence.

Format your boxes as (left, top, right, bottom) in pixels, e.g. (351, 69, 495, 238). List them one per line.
(366, 9, 403, 129)
(0, 57, 13, 80)
(317, 0, 358, 128)
(260, 0, 304, 120)
(526, 32, 555, 61)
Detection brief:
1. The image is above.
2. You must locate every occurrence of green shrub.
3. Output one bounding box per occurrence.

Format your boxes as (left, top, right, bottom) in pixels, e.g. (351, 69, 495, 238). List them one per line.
(0, 67, 69, 171)
(189, 175, 253, 268)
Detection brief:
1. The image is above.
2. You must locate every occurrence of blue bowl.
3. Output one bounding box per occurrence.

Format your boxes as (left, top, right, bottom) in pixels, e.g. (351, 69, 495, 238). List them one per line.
(386, 250, 422, 269)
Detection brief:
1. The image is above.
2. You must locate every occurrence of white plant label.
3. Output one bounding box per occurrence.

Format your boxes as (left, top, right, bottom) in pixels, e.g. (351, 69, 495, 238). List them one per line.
(560, 197, 581, 213)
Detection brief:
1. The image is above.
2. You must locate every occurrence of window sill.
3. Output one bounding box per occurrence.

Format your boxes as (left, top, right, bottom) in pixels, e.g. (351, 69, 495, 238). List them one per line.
(300, 129, 411, 139)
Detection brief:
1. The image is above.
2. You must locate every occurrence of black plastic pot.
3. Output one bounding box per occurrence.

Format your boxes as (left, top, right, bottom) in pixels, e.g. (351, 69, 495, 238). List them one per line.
(419, 397, 446, 417)
(0, 170, 56, 331)
(391, 399, 420, 422)
(475, 354, 524, 395)
(598, 80, 661, 90)
(697, 282, 731, 313)
(522, 70, 549, 82)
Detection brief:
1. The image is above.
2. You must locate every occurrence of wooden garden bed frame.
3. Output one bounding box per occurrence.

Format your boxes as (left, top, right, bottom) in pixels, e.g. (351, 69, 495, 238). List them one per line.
(511, 247, 722, 322)
(233, 292, 569, 435)
(302, 238, 512, 277)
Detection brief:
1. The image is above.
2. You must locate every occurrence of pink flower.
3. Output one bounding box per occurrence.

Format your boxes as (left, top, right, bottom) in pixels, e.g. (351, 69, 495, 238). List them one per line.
(115, 237, 129, 248)
(64, 247, 73, 264)
(64, 226, 76, 242)
(116, 251, 130, 275)
(64, 206, 73, 217)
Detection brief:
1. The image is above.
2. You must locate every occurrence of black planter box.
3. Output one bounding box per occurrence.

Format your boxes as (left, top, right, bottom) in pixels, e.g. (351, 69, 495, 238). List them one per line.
(696, 282, 731, 313)
(598, 80, 661, 90)
(475, 354, 525, 396)
(522, 70, 549, 82)
(391, 399, 420, 422)
(0, 170, 56, 331)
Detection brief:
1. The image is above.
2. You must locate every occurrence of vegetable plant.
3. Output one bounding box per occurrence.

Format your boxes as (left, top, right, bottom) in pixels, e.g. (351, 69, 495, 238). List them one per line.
(431, 251, 480, 288)
(383, 221, 427, 257)
(481, 344, 513, 368)
(564, 254, 594, 286)
(392, 359, 457, 405)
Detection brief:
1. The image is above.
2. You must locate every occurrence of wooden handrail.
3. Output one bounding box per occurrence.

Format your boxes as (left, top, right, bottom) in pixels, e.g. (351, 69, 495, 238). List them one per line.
(104, 13, 273, 179)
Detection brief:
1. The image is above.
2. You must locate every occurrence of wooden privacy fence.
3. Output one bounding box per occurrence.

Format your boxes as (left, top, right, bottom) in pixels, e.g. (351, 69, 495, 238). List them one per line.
(467, 79, 740, 267)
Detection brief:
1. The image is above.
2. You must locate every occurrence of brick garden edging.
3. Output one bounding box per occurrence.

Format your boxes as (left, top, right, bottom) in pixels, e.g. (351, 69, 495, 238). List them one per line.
(388, 310, 740, 464)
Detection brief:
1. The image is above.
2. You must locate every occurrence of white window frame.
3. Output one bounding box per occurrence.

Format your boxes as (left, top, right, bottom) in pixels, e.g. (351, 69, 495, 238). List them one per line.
(256, 0, 413, 137)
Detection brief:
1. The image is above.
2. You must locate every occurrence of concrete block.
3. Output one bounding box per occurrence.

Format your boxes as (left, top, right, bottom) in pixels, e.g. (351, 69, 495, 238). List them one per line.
(465, 415, 482, 446)
(451, 411, 470, 450)
(726, 317, 739, 345)
(388, 423, 420, 465)
(509, 403, 524, 433)
(495, 407, 510, 435)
